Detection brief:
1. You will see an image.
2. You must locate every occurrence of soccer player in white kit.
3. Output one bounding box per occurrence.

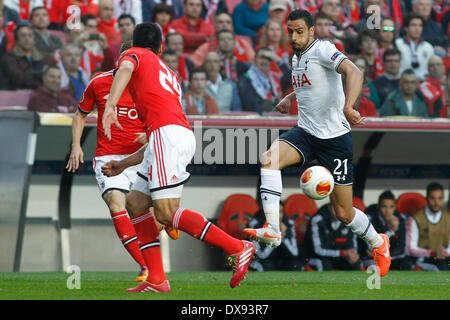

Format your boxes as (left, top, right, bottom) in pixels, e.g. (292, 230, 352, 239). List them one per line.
(244, 9, 391, 277)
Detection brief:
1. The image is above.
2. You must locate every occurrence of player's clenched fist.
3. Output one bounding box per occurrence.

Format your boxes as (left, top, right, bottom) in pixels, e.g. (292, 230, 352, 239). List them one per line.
(275, 96, 292, 114)
(344, 107, 365, 126)
(101, 160, 125, 177)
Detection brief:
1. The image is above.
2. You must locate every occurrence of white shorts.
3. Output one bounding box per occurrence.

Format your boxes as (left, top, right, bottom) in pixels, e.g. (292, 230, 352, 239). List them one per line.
(93, 154, 140, 196)
(132, 125, 195, 200)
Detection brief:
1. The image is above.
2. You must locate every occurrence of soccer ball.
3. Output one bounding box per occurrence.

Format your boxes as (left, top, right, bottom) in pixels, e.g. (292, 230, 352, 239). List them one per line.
(300, 166, 335, 200)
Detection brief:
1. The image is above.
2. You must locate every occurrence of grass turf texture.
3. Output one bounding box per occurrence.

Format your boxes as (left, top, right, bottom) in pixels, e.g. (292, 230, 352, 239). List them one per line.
(0, 271, 449, 300)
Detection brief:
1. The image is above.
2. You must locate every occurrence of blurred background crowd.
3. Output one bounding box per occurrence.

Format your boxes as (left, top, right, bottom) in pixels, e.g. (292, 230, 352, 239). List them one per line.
(0, 0, 449, 117)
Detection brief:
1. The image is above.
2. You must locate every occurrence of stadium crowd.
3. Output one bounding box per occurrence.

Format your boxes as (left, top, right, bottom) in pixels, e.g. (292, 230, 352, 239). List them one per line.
(0, 0, 449, 117)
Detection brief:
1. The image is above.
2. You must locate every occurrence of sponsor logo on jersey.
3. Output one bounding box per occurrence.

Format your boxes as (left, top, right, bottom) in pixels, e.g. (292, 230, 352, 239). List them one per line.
(331, 52, 341, 61)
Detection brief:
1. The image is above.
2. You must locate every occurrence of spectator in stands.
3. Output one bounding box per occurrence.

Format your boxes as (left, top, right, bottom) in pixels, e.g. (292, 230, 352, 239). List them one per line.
(171, 0, 214, 53)
(248, 201, 301, 272)
(161, 48, 187, 92)
(407, 182, 450, 271)
(58, 43, 89, 101)
(165, 32, 195, 89)
(395, 13, 434, 81)
(367, 48, 402, 109)
(104, 13, 136, 67)
(203, 51, 242, 113)
(29, 7, 63, 59)
(358, 29, 385, 81)
(0, 8, 14, 89)
(97, 0, 122, 47)
(200, 0, 229, 23)
(376, 18, 397, 62)
(238, 47, 287, 114)
(257, 19, 291, 65)
(362, 190, 413, 270)
(302, 203, 362, 271)
(4, 0, 41, 23)
(1, 24, 50, 90)
(216, 29, 250, 84)
(412, 0, 447, 52)
(27, 64, 76, 113)
(320, 0, 358, 54)
(313, 12, 345, 52)
(112, 0, 143, 25)
(190, 12, 255, 67)
(379, 69, 429, 117)
(183, 67, 220, 115)
(152, 3, 174, 38)
(267, 0, 289, 25)
(349, 56, 378, 117)
(419, 55, 448, 117)
(142, 0, 183, 21)
(232, 0, 269, 42)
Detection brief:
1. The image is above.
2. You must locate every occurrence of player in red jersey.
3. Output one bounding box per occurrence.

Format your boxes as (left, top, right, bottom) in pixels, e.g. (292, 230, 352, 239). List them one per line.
(66, 41, 179, 283)
(102, 22, 256, 293)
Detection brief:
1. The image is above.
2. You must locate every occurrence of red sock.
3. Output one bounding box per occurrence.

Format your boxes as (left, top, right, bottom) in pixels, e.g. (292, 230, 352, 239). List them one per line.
(171, 208, 244, 255)
(130, 211, 166, 285)
(111, 211, 146, 269)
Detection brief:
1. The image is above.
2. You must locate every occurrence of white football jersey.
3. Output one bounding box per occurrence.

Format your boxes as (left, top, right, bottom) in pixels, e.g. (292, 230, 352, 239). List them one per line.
(292, 39, 350, 139)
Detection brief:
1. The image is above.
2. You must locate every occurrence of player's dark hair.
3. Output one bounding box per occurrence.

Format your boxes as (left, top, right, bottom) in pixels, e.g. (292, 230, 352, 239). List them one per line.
(426, 182, 444, 197)
(189, 66, 207, 81)
(287, 9, 314, 28)
(403, 13, 424, 27)
(118, 13, 136, 26)
(378, 190, 396, 204)
(30, 6, 47, 20)
(357, 29, 379, 47)
(151, 3, 174, 22)
(382, 48, 401, 62)
(133, 22, 162, 54)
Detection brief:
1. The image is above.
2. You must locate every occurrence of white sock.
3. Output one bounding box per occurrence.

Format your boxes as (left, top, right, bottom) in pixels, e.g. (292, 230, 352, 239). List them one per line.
(260, 168, 282, 232)
(347, 207, 383, 249)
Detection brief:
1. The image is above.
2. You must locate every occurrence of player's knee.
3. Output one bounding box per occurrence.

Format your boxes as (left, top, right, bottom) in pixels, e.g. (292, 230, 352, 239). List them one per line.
(333, 205, 354, 224)
(261, 150, 276, 169)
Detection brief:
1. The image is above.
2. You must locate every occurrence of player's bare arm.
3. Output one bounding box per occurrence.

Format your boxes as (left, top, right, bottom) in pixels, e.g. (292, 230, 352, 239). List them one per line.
(66, 109, 88, 173)
(276, 92, 296, 114)
(337, 59, 365, 126)
(101, 143, 148, 177)
(103, 60, 135, 140)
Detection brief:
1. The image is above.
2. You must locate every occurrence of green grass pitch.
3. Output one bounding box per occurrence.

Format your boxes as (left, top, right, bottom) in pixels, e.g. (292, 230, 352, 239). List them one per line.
(0, 271, 449, 300)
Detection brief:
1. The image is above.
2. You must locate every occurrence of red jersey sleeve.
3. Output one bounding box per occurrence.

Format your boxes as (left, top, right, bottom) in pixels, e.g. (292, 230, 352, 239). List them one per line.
(78, 79, 96, 114)
(119, 49, 140, 71)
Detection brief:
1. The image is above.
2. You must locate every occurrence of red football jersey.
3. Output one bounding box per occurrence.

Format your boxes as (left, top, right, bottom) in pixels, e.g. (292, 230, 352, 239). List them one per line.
(119, 47, 191, 133)
(79, 70, 145, 157)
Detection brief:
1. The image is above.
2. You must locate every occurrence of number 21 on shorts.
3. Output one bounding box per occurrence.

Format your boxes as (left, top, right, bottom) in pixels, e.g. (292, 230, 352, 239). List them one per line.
(333, 158, 348, 182)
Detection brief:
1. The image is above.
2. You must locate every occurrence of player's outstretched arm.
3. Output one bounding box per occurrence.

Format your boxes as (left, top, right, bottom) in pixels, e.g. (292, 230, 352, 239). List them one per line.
(337, 59, 365, 126)
(103, 60, 135, 140)
(101, 143, 148, 177)
(66, 109, 87, 173)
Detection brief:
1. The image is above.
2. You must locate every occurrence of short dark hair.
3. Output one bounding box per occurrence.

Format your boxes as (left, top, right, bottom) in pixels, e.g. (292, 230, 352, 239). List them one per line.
(42, 64, 61, 77)
(14, 24, 33, 40)
(81, 14, 97, 26)
(358, 29, 379, 46)
(165, 32, 182, 45)
(118, 13, 136, 25)
(383, 48, 401, 62)
(313, 12, 330, 24)
(404, 13, 424, 27)
(287, 9, 314, 28)
(132, 22, 162, 53)
(378, 190, 396, 204)
(30, 6, 47, 20)
(401, 68, 416, 78)
(189, 66, 207, 81)
(426, 182, 444, 197)
(151, 3, 174, 22)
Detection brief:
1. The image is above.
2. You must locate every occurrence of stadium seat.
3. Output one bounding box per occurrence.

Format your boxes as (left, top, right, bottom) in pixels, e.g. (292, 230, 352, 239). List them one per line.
(353, 196, 366, 212)
(283, 194, 318, 247)
(396, 192, 427, 215)
(0, 90, 32, 107)
(217, 193, 260, 240)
